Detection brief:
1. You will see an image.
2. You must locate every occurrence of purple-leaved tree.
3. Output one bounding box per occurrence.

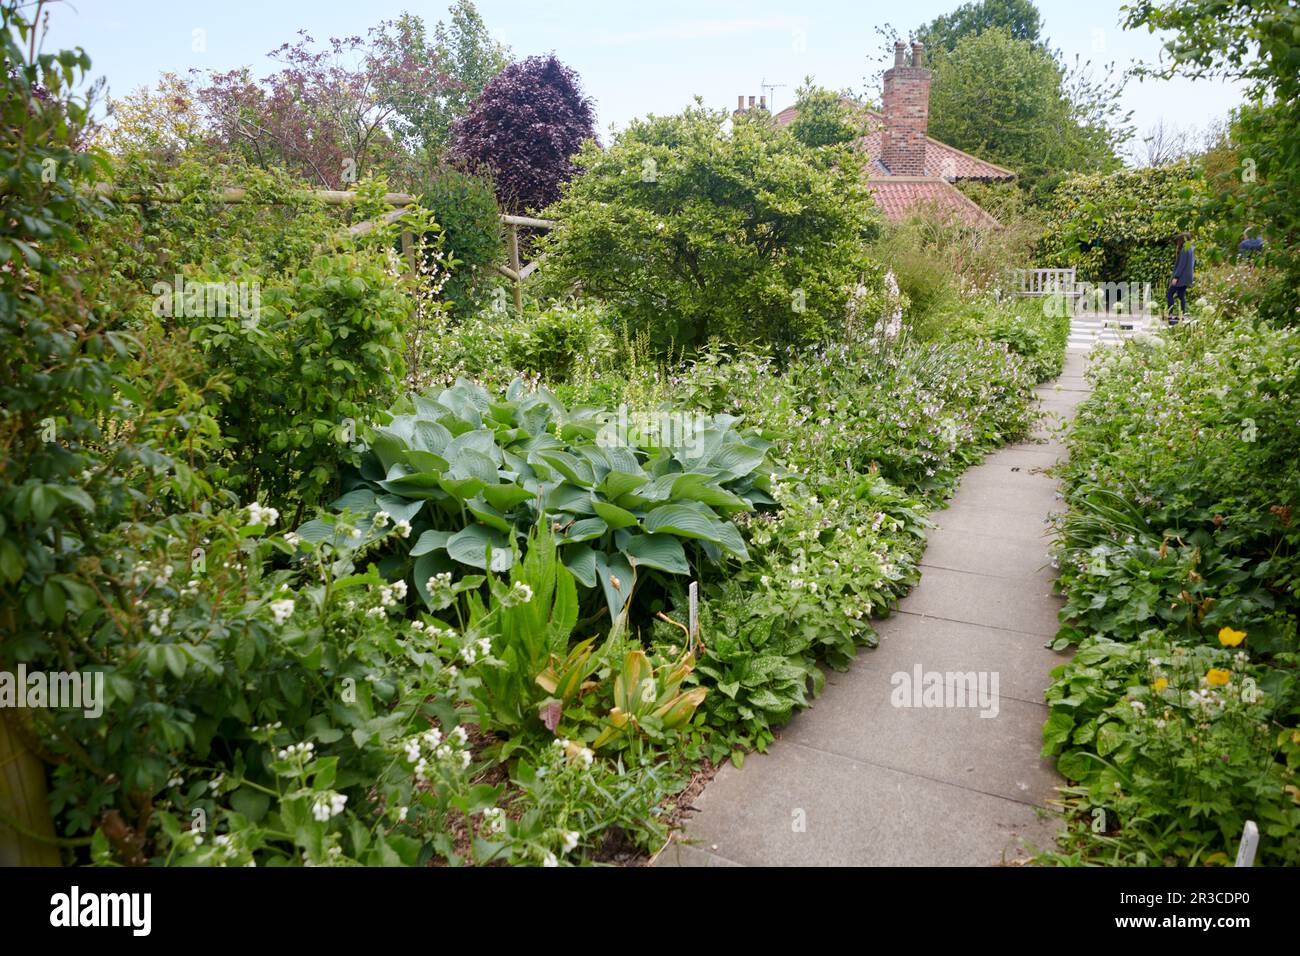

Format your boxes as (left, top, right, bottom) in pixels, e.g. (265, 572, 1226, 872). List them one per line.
(448, 54, 596, 214)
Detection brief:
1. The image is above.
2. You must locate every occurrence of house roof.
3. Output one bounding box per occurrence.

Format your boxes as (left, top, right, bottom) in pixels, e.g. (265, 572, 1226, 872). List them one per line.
(773, 99, 1014, 227)
(865, 176, 1002, 229)
(773, 102, 1014, 181)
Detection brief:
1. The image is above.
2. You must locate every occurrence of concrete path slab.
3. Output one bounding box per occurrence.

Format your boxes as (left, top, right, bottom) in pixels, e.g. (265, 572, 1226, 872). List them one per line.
(653, 743, 1056, 867)
(658, 355, 1091, 867)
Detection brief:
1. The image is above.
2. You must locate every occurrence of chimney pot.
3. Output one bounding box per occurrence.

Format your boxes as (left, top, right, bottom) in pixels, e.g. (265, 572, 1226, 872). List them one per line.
(737, 95, 744, 111)
(759, 95, 766, 110)
(894, 41, 906, 68)
(911, 41, 924, 68)
(748, 95, 756, 109)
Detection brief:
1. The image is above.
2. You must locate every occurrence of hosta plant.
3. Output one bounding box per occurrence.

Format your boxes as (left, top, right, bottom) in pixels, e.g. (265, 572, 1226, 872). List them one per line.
(317, 377, 778, 622)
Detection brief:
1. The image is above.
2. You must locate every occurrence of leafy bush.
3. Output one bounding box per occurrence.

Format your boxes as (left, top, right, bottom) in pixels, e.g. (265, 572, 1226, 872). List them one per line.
(419, 164, 504, 316)
(944, 297, 1070, 381)
(320, 377, 777, 624)
(1042, 312, 1300, 865)
(503, 299, 615, 380)
(186, 248, 413, 518)
(538, 104, 885, 351)
(1037, 163, 1207, 288)
(448, 54, 597, 215)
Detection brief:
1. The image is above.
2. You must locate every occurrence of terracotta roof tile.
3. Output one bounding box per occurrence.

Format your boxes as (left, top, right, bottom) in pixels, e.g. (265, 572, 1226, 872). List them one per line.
(774, 102, 1015, 181)
(866, 177, 1002, 228)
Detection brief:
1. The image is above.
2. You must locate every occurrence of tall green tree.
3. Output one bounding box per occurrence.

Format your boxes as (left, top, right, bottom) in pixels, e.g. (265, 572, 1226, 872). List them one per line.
(787, 79, 865, 148)
(926, 28, 1128, 201)
(373, 2, 510, 161)
(915, 0, 1041, 52)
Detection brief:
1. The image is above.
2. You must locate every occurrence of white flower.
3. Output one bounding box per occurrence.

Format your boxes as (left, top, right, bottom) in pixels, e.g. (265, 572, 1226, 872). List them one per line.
(482, 806, 506, 833)
(394, 519, 412, 539)
(397, 806, 409, 822)
(449, 725, 468, 746)
(247, 502, 280, 527)
(284, 531, 301, 548)
(512, 581, 533, 603)
(542, 852, 558, 867)
(269, 598, 295, 625)
(373, 510, 391, 527)
(561, 830, 580, 853)
(576, 747, 594, 768)
(476, 637, 491, 657)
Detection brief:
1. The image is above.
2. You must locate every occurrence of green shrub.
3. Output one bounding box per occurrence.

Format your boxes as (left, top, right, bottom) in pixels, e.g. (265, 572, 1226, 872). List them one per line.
(1042, 312, 1300, 866)
(537, 103, 885, 351)
(504, 299, 616, 380)
(186, 248, 412, 518)
(419, 164, 505, 316)
(944, 297, 1070, 381)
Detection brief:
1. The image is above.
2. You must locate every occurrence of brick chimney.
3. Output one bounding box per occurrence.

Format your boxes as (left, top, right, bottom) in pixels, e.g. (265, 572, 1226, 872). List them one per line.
(734, 94, 768, 116)
(880, 40, 931, 176)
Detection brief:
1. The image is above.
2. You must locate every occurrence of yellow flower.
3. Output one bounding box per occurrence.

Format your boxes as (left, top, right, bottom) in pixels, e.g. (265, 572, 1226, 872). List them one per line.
(1218, 626, 1246, 647)
(1152, 677, 1169, 692)
(1206, 668, 1231, 687)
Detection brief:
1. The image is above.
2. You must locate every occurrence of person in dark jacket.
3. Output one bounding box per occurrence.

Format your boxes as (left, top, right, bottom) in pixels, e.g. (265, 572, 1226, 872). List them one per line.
(1167, 233, 1194, 324)
(1238, 227, 1264, 257)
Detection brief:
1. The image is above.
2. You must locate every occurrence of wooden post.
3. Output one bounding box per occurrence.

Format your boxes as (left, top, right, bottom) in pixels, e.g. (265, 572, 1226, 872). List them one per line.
(400, 229, 416, 278)
(508, 222, 523, 313)
(0, 710, 60, 866)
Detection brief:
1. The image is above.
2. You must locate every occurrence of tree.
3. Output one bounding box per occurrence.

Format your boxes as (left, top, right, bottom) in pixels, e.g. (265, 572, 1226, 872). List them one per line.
(196, 29, 448, 188)
(538, 103, 884, 351)
(787, 79, 865, 148)
(448, 55, 596, 214)
(97, 72, 204, 159)
(925, 28, 1128, 201)
(370, 3, 510, 161)
(1123, 0, 1300, 323)
(915, 0, 1041, 52)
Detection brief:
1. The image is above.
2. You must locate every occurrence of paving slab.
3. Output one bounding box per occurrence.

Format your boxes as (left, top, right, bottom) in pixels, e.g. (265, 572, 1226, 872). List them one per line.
(928, 498, 1060, 544)
(660, 744, 1054, 866)
(781, 680, 1059, 806)
(918, 528, 1054, 580)
(897, 564, 1064, 637)
(870, 612, 1069, 703)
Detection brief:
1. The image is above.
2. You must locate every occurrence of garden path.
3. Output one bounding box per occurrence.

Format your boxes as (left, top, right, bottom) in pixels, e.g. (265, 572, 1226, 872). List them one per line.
(653, 350, 1091, 866)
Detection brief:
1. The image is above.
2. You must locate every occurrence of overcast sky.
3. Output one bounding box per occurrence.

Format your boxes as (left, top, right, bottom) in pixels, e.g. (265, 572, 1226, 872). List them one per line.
(45, 0, 1246, 156)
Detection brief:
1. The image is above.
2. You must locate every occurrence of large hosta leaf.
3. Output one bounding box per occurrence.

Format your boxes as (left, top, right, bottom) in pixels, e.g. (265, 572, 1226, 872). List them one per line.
(623, 533, 689, 575)
(593, 550, 634, 624)
(447, 525, 513, 571)
(591, 497, 639, 529)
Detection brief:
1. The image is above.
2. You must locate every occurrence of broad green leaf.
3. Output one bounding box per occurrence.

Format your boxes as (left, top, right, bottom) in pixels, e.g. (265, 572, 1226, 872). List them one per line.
(623, 533, 689, 575)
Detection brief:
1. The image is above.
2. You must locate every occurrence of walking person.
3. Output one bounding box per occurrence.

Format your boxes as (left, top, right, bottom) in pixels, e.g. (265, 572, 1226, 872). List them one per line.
(1166, 232, 1194, 325)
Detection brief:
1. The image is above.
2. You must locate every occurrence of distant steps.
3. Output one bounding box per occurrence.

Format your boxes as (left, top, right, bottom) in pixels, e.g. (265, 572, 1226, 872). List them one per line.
(1066, 313, 1159, 351)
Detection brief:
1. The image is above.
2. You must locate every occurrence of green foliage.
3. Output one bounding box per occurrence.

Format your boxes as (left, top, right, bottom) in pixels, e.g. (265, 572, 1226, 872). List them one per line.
(326, 377, 776, 623)
(538, 103, 884, 351)
(1042, 311, 1300, 865)
(503, 299, 615, 380)
(915, 0, 1042, 52)
(1122, 0, 1300, 323)
(1038, 163, 1206, 287)
(419, 164, 504, 316)
(926, 28, 1128, 202)
(787, 80, 862, 148)
(944, 298, 1070, 381)
(186, 248, 412, 515)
